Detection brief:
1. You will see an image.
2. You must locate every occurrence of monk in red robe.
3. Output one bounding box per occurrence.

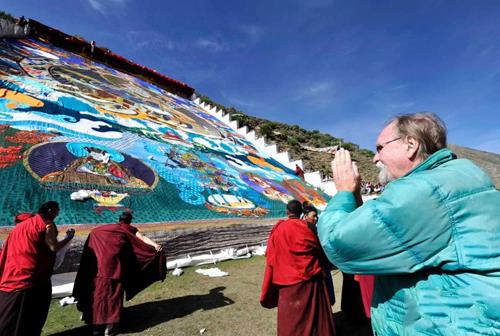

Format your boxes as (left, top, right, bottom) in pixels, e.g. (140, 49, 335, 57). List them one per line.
(0, 201, 75, 336)
(73, 211, 166, 336)
(295, 164, 305, 179)
(261, 200, 335, 336)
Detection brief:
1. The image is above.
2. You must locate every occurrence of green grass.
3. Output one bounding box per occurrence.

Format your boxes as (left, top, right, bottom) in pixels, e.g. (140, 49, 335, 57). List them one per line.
(44, 256, 276, 336)
(43, 257, 374, 336)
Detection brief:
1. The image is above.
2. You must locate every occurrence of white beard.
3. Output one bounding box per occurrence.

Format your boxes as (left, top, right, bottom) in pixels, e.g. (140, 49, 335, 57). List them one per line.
(376, 162, 396, 185)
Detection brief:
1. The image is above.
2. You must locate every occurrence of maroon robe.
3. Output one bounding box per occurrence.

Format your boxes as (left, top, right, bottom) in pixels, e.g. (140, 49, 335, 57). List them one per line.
(73, 223, 166, 325)
(261, 218, 335, 336)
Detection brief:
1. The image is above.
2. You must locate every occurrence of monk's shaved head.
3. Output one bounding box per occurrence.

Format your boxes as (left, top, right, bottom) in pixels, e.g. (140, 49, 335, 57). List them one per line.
(119, 211, 133, 224)
(38, 201, 59, 221)
(286, 200, 302, 217)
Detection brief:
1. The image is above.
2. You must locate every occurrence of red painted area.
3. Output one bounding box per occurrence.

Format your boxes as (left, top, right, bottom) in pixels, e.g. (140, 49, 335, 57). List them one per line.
(0, 146, 22, 168)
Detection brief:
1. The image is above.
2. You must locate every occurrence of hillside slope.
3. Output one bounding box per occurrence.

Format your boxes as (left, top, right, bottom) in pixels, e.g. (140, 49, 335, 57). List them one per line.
(449, 145, 499, 188)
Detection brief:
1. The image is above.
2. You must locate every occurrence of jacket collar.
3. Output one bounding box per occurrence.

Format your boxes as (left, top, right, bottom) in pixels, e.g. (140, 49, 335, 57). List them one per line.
(404, 148, 457, 177)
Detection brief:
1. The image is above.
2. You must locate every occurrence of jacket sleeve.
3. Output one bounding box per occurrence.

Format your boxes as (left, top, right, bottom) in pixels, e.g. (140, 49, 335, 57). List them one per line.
(317, 178, 456, 274)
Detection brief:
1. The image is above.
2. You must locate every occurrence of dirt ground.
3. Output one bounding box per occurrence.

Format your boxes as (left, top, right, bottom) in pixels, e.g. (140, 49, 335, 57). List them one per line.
(44, 256, 372, 336)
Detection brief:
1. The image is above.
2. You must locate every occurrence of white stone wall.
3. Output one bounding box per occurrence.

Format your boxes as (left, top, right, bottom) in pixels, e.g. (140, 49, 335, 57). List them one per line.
(0, 19, 29, 38)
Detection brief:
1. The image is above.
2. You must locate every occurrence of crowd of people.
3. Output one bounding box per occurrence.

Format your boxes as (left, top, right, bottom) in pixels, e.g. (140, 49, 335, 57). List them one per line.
(359, 181, 382, 195)
(0, 112, 498, 336)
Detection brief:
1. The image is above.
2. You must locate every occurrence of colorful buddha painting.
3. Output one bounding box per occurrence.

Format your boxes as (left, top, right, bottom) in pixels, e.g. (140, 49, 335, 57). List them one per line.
(24, 142, 157, 190)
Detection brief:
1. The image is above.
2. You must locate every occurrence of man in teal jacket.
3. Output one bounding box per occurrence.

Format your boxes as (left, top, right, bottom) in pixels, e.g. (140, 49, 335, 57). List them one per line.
(317, 112, 500, 335)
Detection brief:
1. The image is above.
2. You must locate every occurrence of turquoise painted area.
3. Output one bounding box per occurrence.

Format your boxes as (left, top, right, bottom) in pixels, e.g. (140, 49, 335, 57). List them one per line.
(0, 162, 284, 225)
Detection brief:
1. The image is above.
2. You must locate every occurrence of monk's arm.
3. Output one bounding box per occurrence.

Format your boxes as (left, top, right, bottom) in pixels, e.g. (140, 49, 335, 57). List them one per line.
(136, 231, 162, 251)
(45, 223, 74, 252)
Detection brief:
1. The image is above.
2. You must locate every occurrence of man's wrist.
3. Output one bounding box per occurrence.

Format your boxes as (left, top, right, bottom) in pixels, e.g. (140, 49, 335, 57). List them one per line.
(336, 186, 356, 192)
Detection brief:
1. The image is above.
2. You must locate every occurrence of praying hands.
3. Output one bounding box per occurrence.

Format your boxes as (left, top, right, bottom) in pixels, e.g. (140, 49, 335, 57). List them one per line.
(331, 148, 361, 193)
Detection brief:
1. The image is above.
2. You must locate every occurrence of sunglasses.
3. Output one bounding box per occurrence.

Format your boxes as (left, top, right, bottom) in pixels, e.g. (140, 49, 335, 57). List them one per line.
(376, 137, 401, 153)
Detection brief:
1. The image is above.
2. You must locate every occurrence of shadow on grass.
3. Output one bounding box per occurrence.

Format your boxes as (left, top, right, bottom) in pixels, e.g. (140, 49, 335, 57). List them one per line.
(49, 286, 234, 335)
(48, 325, 92, 335)
(120, 286, 234, 333)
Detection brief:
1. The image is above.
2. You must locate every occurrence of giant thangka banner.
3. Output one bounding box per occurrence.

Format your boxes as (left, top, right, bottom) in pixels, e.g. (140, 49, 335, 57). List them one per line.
(0, 38, 329, 226)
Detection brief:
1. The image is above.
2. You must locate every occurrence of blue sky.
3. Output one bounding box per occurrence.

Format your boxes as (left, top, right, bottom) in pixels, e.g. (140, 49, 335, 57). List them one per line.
(3, 1, 499, 153)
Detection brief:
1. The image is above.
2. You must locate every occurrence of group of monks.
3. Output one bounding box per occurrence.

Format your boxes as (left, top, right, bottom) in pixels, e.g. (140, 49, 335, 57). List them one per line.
(0, 202, 165, 336)
(261, 199, 373, 336)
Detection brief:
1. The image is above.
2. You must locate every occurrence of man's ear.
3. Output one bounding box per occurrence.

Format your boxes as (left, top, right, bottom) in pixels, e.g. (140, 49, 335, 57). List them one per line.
(405, 136, 420, 160)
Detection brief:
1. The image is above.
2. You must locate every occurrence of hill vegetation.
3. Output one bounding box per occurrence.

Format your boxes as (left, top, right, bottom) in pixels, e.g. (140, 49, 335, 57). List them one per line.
(0, 11, 16, 23)
(197, 94, 380, 183)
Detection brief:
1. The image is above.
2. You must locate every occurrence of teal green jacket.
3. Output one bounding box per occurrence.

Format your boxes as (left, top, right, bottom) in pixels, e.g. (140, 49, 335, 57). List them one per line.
(317, 149, 500, 335)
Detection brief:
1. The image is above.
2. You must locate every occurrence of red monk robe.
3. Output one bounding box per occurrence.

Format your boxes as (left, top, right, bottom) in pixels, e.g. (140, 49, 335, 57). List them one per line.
(354, 275, 375, 318)
(0, 214, 57, 336)
(261, 218, 335, 336)
(73, 223, 166, 326)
